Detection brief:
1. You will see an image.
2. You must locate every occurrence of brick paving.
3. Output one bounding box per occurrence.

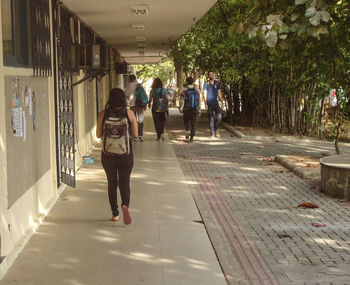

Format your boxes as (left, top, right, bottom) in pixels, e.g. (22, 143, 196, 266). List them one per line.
(166, 111, 350, 285)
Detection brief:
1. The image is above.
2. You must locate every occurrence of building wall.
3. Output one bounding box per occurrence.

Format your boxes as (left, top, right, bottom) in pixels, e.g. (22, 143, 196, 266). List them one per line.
(0, 2, 110, 278)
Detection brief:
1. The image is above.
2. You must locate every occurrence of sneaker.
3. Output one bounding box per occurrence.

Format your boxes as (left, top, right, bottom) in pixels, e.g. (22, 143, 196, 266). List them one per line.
(215, 131, 221, 138)
(132, 137, 138, 142)
(188, 138, 194, 143)
(139, 136, 144, 142)
(185, 131, 190, 140)
(210, 134, 215, 139)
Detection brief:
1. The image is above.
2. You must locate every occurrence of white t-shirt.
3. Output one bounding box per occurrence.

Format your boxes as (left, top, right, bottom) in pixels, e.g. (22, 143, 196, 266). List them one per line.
(125, 81, 139, 107)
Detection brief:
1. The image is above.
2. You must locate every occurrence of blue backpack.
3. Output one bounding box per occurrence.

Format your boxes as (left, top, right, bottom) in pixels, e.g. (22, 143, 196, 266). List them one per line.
(135, 84, 148, 107)
(184, 87, 200, 108)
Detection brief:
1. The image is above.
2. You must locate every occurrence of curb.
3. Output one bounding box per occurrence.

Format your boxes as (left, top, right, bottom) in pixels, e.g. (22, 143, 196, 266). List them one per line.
(275, 155, 320, 179)
(221, 122, 247, 138)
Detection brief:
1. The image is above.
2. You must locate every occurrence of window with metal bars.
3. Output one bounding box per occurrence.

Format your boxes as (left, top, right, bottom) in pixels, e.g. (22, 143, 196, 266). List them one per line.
(1, 0, 32, 67)
(1, 0, 52, 75)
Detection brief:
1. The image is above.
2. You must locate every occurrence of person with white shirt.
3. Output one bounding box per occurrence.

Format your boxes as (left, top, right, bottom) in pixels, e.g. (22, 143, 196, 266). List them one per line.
(125, 74, 146, 142)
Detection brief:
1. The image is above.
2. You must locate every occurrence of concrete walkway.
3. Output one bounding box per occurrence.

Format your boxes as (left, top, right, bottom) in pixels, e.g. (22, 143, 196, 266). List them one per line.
(0, 113, 226, 285)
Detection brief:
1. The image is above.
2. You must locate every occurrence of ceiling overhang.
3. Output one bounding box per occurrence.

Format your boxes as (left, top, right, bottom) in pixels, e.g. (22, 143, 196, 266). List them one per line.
(61, 0, 217, 64)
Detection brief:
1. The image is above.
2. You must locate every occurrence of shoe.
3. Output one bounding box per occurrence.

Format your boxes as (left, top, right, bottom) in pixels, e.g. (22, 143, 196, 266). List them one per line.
(122, 205, 132, 225)
(132, 137, 138, 142)
(210, 134, 215, 139)
(161, 134, 165, 141)
(139, 136, 144, 142)
(185, 131, 190, 140)
(215, 131, 220, 138)
(188, 138, 194, 143)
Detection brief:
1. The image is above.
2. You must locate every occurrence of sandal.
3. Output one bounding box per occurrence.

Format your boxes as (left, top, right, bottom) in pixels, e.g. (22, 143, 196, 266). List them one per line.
(122, 205, 132, 225)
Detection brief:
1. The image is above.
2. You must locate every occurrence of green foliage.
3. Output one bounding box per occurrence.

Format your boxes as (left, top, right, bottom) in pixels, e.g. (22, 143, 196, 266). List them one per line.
(168, 0, 350, 143)
(132, 58, 175, 85)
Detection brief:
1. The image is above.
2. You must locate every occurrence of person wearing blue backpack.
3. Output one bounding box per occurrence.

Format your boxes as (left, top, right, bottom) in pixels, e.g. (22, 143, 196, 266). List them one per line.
(179, 77, 201, 143)
(148, 78, 168, 141)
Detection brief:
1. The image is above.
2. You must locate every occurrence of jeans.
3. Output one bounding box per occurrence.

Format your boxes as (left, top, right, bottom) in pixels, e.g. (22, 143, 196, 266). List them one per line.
(152, 110, 166, 139)
(207, 104, 222, 134)
(183, 108, 197, 139)
(101, 152, 134, 217)
(130, 106, 145, 137)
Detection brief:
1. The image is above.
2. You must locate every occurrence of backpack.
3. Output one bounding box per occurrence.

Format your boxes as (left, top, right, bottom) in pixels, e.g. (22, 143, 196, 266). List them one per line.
(103, 109, 130, 156)
(204, 80, 219, 90)
(135, 84, 148, 107)
(184, 87, 200, 108)
(153, 88, 168, 112)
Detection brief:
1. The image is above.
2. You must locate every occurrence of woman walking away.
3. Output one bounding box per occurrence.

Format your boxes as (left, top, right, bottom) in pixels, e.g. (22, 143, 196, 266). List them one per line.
(148, 78, 168, 141)
(96, 88, 138, 225)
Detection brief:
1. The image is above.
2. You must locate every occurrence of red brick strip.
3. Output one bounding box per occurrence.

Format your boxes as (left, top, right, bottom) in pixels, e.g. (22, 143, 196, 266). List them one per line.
(176, 136, 279, 284)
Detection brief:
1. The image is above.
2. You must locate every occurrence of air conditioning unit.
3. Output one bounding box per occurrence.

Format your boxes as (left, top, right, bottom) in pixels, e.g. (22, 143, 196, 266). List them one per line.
(115, 62, 128, 74)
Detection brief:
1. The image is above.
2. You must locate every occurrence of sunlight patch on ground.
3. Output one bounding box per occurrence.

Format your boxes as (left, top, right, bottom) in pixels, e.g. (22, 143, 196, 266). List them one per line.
(89, 234, 119, 243)
(145, 181, 164, 186)
(273, 185, 289, 191)
(238, 166, 264, 172)
(109, 250, 176, 264)
(314, 238, 350, 250)
(131, 173, 148, 179)
(295, 213, 316, 219)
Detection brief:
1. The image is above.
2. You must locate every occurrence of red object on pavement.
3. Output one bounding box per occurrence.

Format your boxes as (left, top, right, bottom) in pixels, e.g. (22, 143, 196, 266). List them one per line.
(312, 222, 326, 227)
(297, 202, 319, 208)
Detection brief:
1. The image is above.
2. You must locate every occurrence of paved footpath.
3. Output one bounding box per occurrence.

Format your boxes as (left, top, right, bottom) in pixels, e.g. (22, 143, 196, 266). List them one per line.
(0, 113, 226, 285)
(166, 110, 350, 285)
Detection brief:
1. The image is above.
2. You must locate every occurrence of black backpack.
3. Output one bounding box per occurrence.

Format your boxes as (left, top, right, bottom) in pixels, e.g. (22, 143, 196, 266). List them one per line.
(103, 108, 130, 156)
(153, 88, 168, 112)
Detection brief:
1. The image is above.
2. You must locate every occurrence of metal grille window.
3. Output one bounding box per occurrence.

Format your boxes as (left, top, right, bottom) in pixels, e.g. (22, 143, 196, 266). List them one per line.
(55, 5, 77, 188)
(31, 0, 52, 76)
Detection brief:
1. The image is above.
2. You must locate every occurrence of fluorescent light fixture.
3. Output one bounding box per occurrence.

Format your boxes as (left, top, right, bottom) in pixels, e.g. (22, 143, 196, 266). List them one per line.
(138, 42, 147, 48)
(135, 36, 146, 42)
(132, 24, 145, 31)
(130, 5, 149, 16)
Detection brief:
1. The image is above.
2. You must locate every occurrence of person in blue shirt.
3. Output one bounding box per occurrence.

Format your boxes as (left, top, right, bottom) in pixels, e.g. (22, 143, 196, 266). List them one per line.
(203, 71, 223, 138)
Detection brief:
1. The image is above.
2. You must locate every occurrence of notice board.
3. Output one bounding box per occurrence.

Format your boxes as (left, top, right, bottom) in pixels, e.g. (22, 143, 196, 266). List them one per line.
(5, 76, 51, 208)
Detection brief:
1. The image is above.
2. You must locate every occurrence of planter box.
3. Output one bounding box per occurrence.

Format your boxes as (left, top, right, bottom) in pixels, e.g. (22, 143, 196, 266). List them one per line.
(320, 155, 350, 199)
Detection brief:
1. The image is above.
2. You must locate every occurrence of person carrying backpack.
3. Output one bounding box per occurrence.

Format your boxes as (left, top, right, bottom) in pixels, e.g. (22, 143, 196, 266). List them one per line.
(125, 74, 147, 142)
(179, 77, 201, 143)
(96, 88, 138, 225)
(203, 71, 223, 138)
(148, 78, 168, 141)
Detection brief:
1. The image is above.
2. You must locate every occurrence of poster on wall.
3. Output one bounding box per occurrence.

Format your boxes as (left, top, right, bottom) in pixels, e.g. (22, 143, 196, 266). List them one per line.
(33, 92, 37, 130)
(11, 77, 19, 108)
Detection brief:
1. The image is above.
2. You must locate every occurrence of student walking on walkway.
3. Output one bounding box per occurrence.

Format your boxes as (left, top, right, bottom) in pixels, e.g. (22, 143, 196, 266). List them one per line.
(203, 71, 223, 138)
(148, 78, 169, 141)
(125, 74, 147, 142)
(96, 88, 138, 225)
(179, 77, 201, 143)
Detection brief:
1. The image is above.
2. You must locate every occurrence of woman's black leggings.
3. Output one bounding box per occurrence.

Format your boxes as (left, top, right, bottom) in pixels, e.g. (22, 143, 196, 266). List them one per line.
(101, 152, 134, 217)
(152, 110, 166, 139)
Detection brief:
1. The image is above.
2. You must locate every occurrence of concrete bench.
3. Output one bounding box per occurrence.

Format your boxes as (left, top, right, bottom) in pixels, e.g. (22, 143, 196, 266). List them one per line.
(320, 155, 350, 199)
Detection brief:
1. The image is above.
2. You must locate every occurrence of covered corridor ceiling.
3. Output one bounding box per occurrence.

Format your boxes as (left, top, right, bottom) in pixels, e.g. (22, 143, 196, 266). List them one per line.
(61, 0, 218, 65)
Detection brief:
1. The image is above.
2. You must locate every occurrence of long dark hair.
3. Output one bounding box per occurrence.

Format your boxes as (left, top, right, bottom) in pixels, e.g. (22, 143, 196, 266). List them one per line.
(151, 78, 163, 90)
(105, 88, 126, 112)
